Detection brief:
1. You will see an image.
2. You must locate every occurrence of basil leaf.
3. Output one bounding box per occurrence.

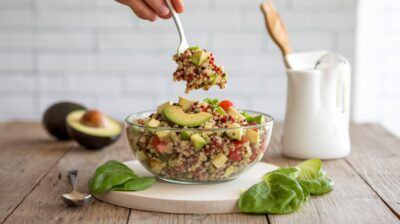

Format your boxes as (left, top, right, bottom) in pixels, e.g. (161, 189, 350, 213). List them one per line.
(203, 98, 226, 115)
(238, 173, 306, 214)
(89, 160, 154, 194)
(214, 105, 226, 115)
(203, 98, 219, 106)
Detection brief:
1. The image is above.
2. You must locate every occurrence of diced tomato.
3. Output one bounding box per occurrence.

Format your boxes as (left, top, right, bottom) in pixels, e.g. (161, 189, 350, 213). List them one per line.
(218, 100, 234, 111)
(229, 150, 242, 161)
(150, 136, 167, 153)
(233, 137, 248, 148)
(229, 137, 248, 161)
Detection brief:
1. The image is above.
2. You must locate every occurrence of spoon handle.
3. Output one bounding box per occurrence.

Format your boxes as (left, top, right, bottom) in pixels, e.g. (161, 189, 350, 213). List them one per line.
(165, 0, 188, 52)
(260, 1, 291, 69)
(68, 170, 78, 191)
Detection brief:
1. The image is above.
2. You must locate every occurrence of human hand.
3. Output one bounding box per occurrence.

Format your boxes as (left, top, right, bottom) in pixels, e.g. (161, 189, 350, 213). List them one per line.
(116, 0, 184, 22)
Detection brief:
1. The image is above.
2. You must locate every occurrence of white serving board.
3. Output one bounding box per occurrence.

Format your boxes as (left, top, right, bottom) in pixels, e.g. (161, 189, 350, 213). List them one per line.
(94, 160, 278, 214)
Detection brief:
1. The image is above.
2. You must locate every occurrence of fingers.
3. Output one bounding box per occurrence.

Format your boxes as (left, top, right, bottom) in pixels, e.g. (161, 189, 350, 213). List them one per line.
(115, 0, 184, 21)
(144, 0, 169, 17)
(159, 0, 185, 20)
(128, 0, 158, 21)
(171, 0, 185, 13)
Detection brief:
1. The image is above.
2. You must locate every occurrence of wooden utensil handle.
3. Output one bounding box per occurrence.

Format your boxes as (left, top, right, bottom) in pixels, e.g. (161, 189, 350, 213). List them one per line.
(260, 1, 292, 68)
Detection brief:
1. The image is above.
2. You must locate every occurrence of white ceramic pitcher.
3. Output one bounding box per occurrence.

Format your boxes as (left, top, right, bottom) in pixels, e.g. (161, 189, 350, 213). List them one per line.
(282, 51, 351, 159)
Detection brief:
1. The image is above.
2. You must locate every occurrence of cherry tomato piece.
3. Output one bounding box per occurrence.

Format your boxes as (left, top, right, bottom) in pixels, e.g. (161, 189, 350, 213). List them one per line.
(218, 100, 234, 111)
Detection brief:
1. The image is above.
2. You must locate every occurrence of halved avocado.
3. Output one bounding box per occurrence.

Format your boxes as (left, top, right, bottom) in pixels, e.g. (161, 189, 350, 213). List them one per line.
(66, 110, 122, 149)
(162, 104, 212, 127)
(42, 101, 86, 140)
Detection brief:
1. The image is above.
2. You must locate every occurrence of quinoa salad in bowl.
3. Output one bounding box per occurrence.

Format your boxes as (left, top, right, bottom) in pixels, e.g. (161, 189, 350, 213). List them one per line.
(173, 46, 227, 93)
(125, 97, 274, 183)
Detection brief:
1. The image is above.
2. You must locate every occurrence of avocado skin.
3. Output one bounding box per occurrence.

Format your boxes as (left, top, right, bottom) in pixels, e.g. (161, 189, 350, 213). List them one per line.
(66, 124, 121, 149)
(42, 102, 86, 140)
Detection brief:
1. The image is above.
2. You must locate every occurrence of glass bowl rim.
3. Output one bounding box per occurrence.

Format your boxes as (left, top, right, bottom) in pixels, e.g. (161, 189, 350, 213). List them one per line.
(125, 109, 274, 132)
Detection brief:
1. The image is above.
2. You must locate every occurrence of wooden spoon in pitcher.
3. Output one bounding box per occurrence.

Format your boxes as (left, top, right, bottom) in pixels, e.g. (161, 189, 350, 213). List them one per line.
(260, 1, 292, 68)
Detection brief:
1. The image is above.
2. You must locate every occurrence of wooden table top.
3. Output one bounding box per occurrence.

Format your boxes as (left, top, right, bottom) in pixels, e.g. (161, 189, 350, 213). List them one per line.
(0, 122, 399, 224)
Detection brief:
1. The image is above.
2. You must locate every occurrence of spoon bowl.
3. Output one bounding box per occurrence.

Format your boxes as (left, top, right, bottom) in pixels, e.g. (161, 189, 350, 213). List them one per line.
(61, 170, 92, 207)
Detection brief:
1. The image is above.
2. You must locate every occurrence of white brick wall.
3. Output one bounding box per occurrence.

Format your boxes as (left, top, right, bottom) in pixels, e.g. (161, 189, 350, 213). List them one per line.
(0, 0, 357, 126)
(353, 0, 400, 136)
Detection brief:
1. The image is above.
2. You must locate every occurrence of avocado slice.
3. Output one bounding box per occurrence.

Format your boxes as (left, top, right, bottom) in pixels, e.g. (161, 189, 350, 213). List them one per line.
(226, 123, 243, 140)
(246, 128, 259, 144)
(157, 101, 172, 114)
(178, 96, 194, 111)
(163, 104, 212, 127)
(43, 101, 86, 140)
(191, 50, 209, 66)
(66, 110, 122, 149)
(190, 134, 207, 150)
(227, 107, 246, 121)
(188, 46, 201, 51)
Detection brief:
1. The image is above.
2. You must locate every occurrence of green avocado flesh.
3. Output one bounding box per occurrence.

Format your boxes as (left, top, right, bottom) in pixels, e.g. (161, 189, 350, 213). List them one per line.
(162, 104, 212, 127)
(191, 50, 209, 66)
(67, 110, 121, 137)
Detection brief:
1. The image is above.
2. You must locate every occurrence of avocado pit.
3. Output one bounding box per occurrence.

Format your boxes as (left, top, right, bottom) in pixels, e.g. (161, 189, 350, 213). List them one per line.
(66, 110, 122, 149)
(80, 110, 109, 128)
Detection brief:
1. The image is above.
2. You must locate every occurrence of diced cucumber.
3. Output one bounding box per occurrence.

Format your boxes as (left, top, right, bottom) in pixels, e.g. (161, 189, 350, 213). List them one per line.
(178, 96, 194, 111)
(156, 130, 170, 141)
(246, 129, 259, 144)
(201, 133, 211, 143)
(145, 118, 160, 128)
(212, 153, 228, 169)
(224, 166, 236, 177)
(180, 131, 192, 140)
(226, 123, 243, 140)
(157, 101, 172, 114)
(190, 134, 207, 150)
(227, 107, 246, 121)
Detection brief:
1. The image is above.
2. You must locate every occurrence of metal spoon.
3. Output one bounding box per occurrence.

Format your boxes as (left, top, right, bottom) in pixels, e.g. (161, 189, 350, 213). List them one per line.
(165, 0, 189, 54)
(61, 170, 92, 207)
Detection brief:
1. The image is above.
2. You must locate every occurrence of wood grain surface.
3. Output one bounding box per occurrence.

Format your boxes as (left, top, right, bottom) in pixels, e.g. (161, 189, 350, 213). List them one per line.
(0, 122, 399, 224)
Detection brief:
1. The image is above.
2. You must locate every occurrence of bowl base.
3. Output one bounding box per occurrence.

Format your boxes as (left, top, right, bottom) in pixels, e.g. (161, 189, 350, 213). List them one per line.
(156, 176, 235, 185)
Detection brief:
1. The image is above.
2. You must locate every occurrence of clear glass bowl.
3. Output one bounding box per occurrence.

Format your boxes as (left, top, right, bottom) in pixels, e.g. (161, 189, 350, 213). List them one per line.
(125, 110, 274, 184)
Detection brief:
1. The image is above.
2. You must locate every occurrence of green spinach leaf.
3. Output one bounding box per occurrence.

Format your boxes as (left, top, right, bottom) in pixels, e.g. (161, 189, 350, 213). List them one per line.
(296, 158, 321, 180)
(238, 173, 306, 214)
(238, 159, 334, 214)
(264, 167, 301, 179)
(112, 176, 155, 191)
(89, 160, 155, 194)
(296, 159, 334, 195)
(298, 170, 334, 195)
